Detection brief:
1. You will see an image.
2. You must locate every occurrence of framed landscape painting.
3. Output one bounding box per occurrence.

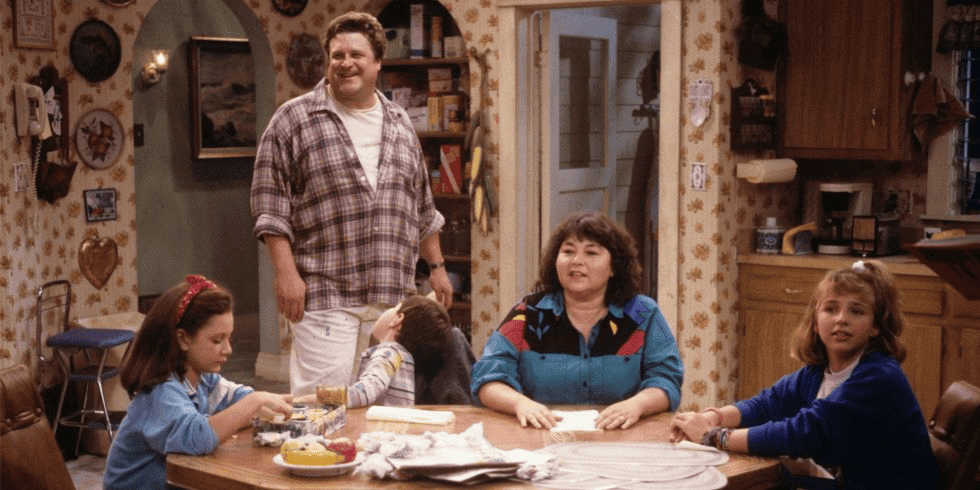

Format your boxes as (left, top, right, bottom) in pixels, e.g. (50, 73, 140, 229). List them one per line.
(189, 37, 257, 160)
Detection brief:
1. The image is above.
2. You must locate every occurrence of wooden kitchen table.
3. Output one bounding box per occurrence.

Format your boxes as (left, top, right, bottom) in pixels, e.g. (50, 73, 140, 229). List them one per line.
(167, 405, 782, 490)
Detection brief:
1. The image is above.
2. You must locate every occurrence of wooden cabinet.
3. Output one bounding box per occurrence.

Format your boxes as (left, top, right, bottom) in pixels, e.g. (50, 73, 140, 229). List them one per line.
(379, 0, 472, 334)
(777, 0, 932, 160)
(943, 289, 980, 397)
(738, 262, 944, 417)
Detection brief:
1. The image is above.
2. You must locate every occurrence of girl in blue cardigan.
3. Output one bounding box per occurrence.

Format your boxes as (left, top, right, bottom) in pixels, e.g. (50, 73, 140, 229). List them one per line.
(670, 260, 939, 489)
(104, 275, 293, 490)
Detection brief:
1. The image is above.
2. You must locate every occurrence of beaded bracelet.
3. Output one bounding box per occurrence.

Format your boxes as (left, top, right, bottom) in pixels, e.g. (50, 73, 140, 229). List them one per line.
(701, 427, 733, 451)
(717, 428, 732, 451)
(702, 426, 723, 447)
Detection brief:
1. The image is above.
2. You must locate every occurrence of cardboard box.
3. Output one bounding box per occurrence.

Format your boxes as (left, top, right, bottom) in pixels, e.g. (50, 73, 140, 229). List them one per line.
(428, 67, 452, 81)
(391, 87, 412, 109)
(410, 4, 425, 59)
(440, 144, 462, 193)
(428, 79, 453, 94)
(444, 36, 465, 58)
(407, 106, 428, 132)
(430, 16, 443, 58)
(427, 96, 443, 131)
(442, 94, 460, 130)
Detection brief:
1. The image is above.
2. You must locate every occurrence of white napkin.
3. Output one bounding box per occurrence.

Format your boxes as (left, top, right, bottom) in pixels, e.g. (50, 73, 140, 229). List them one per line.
(365, 406, 455, 425)
(549, 410, 600, 432)
(676, 439, 723, 452)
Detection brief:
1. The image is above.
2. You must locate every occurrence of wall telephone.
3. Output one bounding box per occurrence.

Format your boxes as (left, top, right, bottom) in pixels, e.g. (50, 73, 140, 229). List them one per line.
(17, 67, 77, 203)
(15, 83, 52, 138)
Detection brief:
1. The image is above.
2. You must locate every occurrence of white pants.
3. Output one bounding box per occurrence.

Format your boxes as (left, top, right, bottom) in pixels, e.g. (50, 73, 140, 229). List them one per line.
(289, 304, 387, 396)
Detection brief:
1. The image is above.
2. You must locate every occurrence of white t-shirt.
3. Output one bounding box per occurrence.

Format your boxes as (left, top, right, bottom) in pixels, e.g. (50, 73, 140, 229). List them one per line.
(817, 356, 860, 399)
(328, 86, 384, 190)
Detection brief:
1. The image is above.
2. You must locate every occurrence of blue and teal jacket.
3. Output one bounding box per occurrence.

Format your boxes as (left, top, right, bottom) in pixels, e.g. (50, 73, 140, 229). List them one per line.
(471, 291, 683, 409)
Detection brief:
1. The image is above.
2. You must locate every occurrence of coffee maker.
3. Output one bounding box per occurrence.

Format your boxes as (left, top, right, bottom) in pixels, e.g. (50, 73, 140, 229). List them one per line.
(803, 182, 872, 255)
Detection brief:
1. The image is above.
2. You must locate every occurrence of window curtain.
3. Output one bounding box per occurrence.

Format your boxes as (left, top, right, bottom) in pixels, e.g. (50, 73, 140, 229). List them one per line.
(938, 0, 980, 52)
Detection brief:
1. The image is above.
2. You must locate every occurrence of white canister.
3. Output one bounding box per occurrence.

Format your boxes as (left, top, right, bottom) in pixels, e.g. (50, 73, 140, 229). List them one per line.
(755, 217, 784, 254)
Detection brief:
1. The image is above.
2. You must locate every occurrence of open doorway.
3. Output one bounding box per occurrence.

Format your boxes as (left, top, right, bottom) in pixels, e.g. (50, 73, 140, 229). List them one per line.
(530, 4, 661, 296)
(497, 0, 678, 328)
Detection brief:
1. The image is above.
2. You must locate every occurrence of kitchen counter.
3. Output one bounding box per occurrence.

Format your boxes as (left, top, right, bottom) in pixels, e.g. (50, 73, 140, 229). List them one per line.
(737, 252, 936, 277)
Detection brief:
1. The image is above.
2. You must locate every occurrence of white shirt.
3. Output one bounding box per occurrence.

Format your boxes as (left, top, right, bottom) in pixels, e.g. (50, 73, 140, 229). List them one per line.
(817, 356, 860, 399)
(328, 86, 383, 190)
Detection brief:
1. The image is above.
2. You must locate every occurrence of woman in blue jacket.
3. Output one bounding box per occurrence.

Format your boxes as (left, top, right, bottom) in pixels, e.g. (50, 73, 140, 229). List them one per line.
(670, 260, 939, 489)
(471, 212, 683, 430)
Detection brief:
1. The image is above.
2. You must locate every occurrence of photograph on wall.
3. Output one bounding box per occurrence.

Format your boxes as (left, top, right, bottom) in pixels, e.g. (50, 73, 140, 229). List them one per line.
(189, 36, 257, 160)
(84, 188, 117, 222)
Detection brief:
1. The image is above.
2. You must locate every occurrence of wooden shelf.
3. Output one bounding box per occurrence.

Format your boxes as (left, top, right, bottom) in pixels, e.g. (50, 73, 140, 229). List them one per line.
(417, 131, 467, 139)
(433, 192, 469, 200)
(384, 56, 468, 66)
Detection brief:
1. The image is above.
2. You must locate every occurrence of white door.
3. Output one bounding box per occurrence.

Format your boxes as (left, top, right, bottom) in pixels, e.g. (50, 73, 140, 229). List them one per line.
(539, 11, 618, 236)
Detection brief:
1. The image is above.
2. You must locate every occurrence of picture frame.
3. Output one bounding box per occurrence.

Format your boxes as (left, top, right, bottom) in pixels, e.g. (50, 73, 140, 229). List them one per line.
(189, 37, 257, 160)
(13, 0, 55, 50)
(84, 188, 118, 222)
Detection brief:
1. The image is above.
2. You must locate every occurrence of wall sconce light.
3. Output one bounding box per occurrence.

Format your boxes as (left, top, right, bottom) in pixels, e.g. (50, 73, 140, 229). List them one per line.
(141, 50, 170, 86)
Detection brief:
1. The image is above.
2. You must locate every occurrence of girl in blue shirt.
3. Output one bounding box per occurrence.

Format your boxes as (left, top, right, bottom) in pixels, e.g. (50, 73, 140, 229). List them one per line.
(103, 275, 292, 490)
(472, 212, 683, 430)
(670, 260, 939, 489)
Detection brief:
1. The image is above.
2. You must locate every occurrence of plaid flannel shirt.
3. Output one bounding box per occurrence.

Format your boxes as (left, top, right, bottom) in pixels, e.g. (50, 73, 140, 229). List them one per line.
(251, 80, 443, 311)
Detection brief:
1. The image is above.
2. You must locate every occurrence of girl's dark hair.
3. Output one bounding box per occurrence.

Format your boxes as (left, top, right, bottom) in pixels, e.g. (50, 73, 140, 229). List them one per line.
(535, 211, 644, 305)
(395, 295, 452, 366)
(325, 11, 387, 61)
(791, 259, 907, 366)
(120, 278, 234, 396)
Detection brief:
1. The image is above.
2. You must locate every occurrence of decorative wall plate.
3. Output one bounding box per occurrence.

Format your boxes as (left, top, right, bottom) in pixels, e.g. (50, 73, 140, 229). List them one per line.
(272, 0, 306, 16)
(76, 109, 124, 169)
(79, 236, 118, 289)
(287, 33, 326, 89)
(70, 19, 121, 83)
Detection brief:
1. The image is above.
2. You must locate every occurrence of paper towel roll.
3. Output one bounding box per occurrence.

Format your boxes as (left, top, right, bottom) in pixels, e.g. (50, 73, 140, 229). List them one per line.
(737, 158, 797, 183)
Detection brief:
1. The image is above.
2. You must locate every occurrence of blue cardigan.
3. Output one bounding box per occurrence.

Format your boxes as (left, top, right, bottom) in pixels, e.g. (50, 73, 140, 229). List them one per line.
(736, 352, 939, 490)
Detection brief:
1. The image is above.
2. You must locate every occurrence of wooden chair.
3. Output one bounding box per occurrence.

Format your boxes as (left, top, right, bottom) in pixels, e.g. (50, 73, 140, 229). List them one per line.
(0, 364, 76, 490)
(930, 380, 980, 490)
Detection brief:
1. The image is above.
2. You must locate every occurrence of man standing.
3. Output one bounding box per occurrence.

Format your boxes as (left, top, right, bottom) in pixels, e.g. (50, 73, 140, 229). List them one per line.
(251, 12, 453, 396)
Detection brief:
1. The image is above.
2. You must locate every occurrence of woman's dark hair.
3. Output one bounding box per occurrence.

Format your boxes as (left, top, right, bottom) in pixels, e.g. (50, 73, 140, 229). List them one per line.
(535, 211, 644, 306)
(395, 295, 452, 366)
(791, 259, 907, 366)
(119, 278, 234, 396)
(325, 11, 387, 61)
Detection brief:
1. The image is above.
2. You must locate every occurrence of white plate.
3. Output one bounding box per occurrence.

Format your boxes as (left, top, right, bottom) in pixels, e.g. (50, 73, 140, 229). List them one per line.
(272, 453, 360, 477)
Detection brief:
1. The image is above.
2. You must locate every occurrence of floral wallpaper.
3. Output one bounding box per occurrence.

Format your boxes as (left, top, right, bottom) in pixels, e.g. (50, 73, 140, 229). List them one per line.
(0, 0, 932, 411)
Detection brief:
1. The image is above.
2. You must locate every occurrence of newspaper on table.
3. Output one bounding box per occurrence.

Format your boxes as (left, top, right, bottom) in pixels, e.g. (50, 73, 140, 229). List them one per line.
(354, 422, 556, 485)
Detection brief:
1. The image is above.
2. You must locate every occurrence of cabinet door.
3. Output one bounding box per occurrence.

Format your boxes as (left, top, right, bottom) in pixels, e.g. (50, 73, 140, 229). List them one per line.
(781, 0, 894, 155)
(943, 321, 980, 400)
(901, 321, 942, 419)
(738, 304, 804, 401)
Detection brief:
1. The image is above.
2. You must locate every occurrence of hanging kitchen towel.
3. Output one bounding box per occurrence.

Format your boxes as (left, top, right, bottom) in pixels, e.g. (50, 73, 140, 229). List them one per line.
(911, 74, 972, 146)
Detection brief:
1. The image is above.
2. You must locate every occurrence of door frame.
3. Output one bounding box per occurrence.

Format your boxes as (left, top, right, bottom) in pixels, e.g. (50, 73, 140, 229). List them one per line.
(496, 0, 681, 330)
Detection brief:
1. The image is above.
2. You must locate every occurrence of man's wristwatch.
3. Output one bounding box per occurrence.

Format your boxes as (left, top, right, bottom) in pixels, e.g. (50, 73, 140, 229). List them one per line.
(428, 261, 445, 270)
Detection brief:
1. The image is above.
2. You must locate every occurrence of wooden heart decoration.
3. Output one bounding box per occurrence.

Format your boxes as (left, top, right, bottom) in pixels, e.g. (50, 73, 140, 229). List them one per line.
(78, 236, 118, 289)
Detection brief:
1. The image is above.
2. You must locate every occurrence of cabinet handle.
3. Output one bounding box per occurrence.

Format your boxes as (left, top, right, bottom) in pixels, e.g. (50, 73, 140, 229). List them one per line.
(871, 108, 878, 128)
(784, 288, 803, 295)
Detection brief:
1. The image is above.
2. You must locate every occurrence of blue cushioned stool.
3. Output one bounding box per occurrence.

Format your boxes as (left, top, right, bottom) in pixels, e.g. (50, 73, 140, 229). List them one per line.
(36, 280, 134, 454)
